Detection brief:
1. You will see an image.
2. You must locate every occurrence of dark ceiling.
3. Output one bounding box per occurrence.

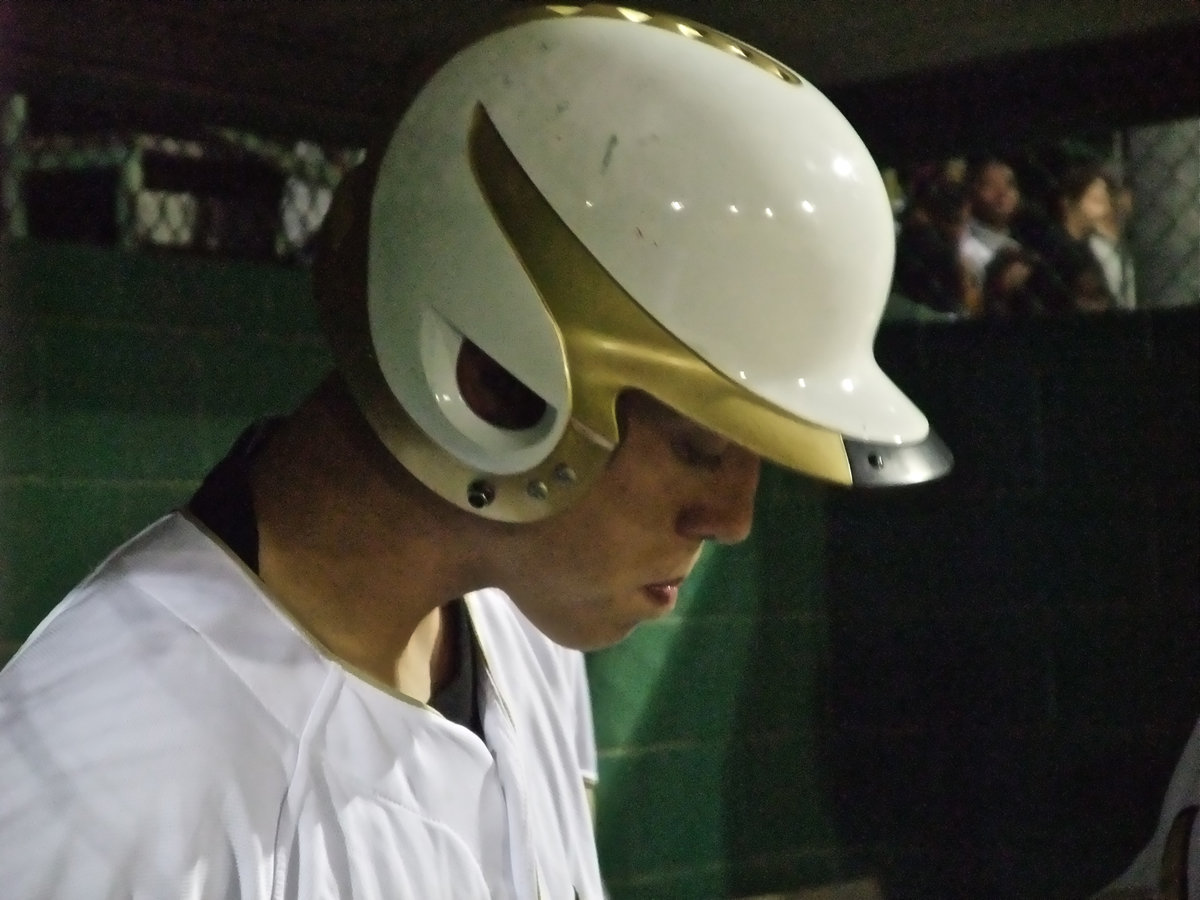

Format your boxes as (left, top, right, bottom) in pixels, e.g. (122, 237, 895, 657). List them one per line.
(2, 1, 1198, 164)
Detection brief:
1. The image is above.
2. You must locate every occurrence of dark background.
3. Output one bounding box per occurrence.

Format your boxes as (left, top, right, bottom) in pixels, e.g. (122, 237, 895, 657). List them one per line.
(2, 3, 1198, 897)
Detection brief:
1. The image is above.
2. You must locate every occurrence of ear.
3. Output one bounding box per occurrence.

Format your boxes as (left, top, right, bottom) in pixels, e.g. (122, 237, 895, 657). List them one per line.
(455, 338, 547, 431)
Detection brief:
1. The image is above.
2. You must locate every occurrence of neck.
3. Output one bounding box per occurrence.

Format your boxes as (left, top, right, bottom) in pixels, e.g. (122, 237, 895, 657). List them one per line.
(249, 375, 486, 699)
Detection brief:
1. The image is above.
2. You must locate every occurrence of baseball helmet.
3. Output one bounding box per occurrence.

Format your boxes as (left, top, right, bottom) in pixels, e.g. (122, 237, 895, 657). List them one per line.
(319, 4, 952, 522)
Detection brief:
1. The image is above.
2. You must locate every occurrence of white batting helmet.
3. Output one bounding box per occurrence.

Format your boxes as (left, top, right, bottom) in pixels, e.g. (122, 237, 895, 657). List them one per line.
(320, 4, 952, 522)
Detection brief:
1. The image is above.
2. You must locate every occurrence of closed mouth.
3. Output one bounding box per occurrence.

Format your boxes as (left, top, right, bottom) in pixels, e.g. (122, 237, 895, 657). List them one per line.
(642, 579, 684, 609)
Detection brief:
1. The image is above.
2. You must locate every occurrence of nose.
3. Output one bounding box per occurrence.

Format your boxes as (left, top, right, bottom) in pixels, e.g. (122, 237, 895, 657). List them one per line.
(676, 449, 762, 545)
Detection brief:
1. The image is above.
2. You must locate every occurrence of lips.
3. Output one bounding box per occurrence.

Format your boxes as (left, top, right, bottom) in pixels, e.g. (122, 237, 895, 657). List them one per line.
(642, 578, 683, 609)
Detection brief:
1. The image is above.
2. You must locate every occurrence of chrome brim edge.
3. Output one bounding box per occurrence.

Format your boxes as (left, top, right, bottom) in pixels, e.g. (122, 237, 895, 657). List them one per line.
(843, 430, 954, 487)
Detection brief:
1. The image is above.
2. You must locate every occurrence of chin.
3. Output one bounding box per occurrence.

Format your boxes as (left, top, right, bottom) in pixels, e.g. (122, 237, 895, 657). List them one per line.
(539, 617, 640, 653)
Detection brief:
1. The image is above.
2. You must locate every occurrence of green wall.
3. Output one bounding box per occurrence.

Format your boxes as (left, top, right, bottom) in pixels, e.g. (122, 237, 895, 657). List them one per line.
(2, 239, 1198, 899)
(0, 240, 330, 650)
(589, 468, 842, 898)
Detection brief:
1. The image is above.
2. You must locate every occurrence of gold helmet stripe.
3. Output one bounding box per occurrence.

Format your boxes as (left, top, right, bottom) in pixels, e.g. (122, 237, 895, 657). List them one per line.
(468, 102, 855, 485)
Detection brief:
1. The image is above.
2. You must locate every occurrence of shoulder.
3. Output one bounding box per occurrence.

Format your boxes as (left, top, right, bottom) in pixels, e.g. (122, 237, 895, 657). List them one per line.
(2, 513, 330, 741)
(0, 513, 332, 896)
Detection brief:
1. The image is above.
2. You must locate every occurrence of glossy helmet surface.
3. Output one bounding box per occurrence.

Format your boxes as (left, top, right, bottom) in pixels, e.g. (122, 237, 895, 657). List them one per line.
(321, 4, 952, 522)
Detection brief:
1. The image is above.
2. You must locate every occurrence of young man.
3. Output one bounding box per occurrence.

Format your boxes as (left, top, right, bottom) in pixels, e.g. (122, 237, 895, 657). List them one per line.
(0, 6, 950, 897)
(959, 155, 1024, 285)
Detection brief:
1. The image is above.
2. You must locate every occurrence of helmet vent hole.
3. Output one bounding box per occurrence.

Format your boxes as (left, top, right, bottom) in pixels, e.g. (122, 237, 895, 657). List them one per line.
(456, 338, 547, 431)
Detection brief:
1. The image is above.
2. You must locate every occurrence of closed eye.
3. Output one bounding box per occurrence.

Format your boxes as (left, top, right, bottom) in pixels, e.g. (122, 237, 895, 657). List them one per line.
(670, 435, 725, 471)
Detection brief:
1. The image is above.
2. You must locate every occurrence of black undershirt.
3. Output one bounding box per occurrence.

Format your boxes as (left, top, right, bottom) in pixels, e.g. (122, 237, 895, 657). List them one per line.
(187, 421, 483, 737)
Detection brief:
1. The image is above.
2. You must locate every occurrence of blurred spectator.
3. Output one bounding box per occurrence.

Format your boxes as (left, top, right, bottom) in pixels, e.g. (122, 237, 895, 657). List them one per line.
(1062, 239, 1117, 313)
(1058, 163, 1112, 242)
(1089, 173, 1138, 309)
(982, 246, 1037, 317)
(981, 245, 1070, 317)
(960, 155, 1023, 285)
(983, 238, 1113, 317)
(1030, 163, 1118, 314)
(893, 166, 980, 315)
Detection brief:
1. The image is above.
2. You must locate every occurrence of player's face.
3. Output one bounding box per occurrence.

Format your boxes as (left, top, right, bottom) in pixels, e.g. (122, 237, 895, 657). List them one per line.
(499, 392, 761, 650)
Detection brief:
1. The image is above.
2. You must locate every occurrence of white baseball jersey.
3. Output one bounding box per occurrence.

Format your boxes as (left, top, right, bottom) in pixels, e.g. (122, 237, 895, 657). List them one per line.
(0, 513, 604, 899)
(1103, 716, 1200, 898)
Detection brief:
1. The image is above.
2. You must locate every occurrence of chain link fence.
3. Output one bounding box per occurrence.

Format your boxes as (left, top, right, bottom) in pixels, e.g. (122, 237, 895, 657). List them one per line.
(1, 94, 360, 265)
(1, 91, 1197, 311)
(1126, 118, 1200, 310)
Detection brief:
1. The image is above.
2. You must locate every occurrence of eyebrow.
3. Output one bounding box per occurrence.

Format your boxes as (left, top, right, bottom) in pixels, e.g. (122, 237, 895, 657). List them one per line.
(630, 392, 732, 448)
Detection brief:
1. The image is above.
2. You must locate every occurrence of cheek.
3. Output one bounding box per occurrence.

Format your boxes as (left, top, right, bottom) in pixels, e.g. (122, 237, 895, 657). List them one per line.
(593, 443, 680, 525)
(577, 480, 670, 550)
(535, 479, 648, 567)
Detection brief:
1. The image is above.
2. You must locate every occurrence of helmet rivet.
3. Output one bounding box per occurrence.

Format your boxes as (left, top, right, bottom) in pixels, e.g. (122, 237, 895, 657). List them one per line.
(467, 479, 496, 508)
(553, 463, 577, 484)
(867, 453, 885, 470)
(527, 480, 549, 501)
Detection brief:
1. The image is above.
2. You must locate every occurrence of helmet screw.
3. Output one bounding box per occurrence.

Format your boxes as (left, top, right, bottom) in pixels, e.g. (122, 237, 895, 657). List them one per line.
(553, 463, 577, 484)
(867, 453, 885, 470)
(467, 479, 496, 509)
(527, 480, 549, 501)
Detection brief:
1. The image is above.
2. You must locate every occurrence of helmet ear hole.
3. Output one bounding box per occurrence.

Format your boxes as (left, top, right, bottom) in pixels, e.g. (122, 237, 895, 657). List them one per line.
(455, 338, 547, 431)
